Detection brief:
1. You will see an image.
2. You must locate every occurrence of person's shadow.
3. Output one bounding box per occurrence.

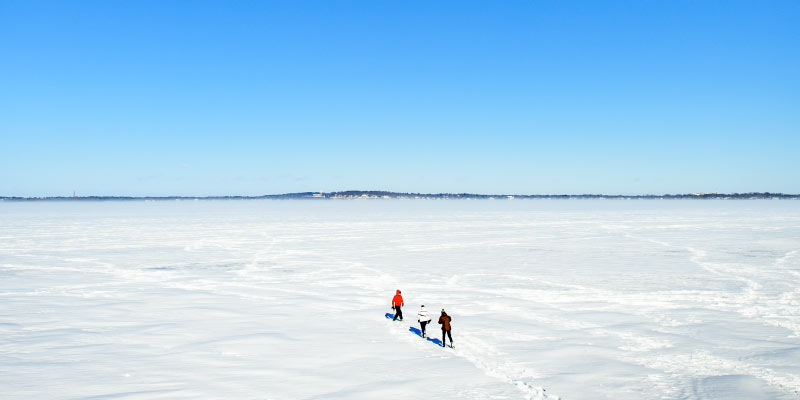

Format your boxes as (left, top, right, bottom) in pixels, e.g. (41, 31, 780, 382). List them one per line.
(385, 313, 445, 346)
(409, 326, 443, 346)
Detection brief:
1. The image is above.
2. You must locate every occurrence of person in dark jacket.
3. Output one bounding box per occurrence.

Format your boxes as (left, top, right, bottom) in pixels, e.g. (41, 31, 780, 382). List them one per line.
(438, 309, 453, 348)
(391, 290, 404, 321)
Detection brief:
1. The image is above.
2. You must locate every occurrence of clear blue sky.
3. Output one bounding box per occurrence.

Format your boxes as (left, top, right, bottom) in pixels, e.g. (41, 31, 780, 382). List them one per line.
(1, 0, 798, 196)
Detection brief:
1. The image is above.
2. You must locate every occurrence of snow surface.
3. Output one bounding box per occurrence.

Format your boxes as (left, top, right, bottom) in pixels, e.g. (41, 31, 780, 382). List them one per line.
(1, 199, 799, 399)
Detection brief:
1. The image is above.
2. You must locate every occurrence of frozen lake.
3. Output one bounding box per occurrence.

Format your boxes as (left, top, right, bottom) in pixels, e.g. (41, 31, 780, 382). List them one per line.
(1, 200, 799, 399)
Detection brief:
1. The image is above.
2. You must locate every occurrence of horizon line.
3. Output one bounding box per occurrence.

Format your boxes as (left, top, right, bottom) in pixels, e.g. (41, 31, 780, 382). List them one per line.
(2, 191, 799, 200)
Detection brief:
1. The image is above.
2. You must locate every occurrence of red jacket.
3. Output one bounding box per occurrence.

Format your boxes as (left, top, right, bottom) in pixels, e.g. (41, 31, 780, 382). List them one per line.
(392, 290, 404, 307)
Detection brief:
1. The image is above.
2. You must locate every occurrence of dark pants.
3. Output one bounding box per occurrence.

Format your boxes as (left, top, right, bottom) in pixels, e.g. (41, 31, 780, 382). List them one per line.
(393, 306, 403, 321)
(442, 330, 452, 346)
(420, 320, 429, 336)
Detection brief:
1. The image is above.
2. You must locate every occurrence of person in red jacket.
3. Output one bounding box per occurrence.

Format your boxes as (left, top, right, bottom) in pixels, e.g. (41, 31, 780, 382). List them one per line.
(391, 290, 404, 321)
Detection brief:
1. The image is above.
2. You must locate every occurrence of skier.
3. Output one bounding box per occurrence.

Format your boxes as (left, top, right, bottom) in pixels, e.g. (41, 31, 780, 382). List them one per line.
(438, 309, 453, 348)
(391, 290, 404, 321)
(417, 304, 431, 338)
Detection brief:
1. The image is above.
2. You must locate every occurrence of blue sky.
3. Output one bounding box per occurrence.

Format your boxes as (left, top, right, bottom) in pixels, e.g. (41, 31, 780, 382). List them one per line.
(1, 0, 798, 196)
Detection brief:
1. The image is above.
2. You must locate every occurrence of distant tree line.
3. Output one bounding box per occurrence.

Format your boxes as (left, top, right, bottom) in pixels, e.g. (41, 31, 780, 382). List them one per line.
(2, 191, 798, 201)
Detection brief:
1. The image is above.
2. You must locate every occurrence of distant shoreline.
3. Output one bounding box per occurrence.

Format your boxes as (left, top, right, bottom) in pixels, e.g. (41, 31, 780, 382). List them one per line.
(2, 191, 798, 201)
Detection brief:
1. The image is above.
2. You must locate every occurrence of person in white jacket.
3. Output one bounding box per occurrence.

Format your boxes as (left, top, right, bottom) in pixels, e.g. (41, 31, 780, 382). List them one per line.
(417, 305, 432, 338)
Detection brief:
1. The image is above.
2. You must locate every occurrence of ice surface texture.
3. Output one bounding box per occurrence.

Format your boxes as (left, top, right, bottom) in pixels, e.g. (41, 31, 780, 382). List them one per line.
(1, 200, 799, 399)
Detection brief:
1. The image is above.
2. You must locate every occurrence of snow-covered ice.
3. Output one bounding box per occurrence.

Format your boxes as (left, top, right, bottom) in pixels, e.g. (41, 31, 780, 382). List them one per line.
(1, 200, 799, 399)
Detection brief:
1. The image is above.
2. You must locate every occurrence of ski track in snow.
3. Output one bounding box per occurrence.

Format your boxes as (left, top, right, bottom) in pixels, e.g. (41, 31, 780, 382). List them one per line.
(384, 316, 556, 400)
(613, 230, 800, 395)
(451, 334, 556, 400)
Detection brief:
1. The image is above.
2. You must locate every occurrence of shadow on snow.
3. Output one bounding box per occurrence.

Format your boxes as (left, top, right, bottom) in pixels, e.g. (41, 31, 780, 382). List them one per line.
(385, 313, 444, 346)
